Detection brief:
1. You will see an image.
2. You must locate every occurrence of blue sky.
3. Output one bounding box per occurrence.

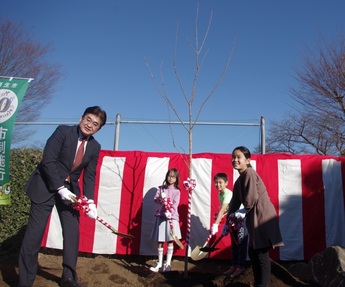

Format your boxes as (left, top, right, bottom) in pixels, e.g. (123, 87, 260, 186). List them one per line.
(2, 0, 345, 154)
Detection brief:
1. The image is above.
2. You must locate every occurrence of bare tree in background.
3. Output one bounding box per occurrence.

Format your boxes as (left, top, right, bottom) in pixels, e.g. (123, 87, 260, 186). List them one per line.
(0, 20, 62, 145)
(266, 35, 345, 156)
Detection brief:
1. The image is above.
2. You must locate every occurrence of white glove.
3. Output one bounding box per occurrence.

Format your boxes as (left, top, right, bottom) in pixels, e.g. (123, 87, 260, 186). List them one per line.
(165, 211, 172, 219)
(234, 209, 246, 219)
(222, 224, 229, 236)
(86, 199, 97, 219)
(58, 187, 75, 201)
(160, 192, 166, 199)
(211, 223, 219, 235)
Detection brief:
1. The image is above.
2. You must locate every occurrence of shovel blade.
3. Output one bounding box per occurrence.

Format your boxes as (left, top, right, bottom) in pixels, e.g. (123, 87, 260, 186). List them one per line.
(190, 245, 209, 261)
(173, 236, 184, 249)
(199, 247, 219, 252)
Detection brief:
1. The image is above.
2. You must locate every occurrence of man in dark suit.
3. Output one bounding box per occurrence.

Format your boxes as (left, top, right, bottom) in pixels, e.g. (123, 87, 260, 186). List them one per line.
(18, 106, 107, 287)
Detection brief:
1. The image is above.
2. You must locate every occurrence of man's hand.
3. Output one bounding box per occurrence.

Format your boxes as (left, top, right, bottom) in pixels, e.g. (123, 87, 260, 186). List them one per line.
(86, 199, 97, 219)
(58, 187, 75, 201)
(211, 223, 219, 235)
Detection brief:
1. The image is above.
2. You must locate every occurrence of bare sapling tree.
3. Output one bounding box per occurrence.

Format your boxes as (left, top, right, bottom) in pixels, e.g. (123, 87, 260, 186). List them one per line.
(146, 3, 235, 277)
(0, 20, 62, 146)
(146, 4, 235, 176)
(266, 35, 345, 156)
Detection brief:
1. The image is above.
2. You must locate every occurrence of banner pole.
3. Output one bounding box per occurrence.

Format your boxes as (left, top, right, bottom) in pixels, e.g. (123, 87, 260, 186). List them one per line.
(0, 75, 34, 82)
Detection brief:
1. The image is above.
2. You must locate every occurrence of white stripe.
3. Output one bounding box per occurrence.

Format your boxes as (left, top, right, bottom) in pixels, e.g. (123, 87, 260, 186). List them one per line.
(92, 156, 125, 253)
(322, 159, 345, 246)
(278, 159, 304, 260)
(45, 206, 63, 249)
(189, 158, 212, 254)
(251, 160, 257, 172)
(139, 157, 169, 255)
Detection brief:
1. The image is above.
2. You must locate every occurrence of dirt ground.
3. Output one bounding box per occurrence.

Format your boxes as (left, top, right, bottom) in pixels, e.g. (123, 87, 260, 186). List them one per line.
(0, 249, 321, 287)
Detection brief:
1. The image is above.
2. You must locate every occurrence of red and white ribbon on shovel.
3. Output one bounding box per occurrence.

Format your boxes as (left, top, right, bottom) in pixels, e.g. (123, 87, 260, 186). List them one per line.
(183, 178, 196, 246)
(161, 191, 184, 249)
(71, 195, 134, 239)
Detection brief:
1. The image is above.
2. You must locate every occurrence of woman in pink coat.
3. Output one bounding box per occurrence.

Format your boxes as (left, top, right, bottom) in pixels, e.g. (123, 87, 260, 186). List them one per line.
(228, 146, 284, 287)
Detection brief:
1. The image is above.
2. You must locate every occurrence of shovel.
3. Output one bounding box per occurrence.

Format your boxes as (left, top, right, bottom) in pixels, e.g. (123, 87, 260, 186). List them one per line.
(96, 216, 135, 239)
(191, 211, 230, 260)
(70, 195, 135, 239)
(190, 232, 214, 261)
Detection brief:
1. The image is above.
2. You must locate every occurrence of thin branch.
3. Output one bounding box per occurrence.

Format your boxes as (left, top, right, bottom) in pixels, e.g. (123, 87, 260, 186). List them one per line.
(145, 57, 188, 131)
(193, 37, 236, 127)
(173, 22, 189, 105)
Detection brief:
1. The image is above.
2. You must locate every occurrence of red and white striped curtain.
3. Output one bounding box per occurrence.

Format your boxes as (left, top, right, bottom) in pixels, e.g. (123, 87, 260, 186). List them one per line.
(41, 150, 345, 261)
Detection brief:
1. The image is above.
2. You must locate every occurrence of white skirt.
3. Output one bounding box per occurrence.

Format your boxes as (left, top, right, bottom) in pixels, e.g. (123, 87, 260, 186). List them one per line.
(150, 217, 182, 242)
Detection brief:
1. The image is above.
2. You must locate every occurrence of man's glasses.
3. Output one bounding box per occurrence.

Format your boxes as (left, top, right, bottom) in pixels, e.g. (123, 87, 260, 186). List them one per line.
(83, 116, 100, 129)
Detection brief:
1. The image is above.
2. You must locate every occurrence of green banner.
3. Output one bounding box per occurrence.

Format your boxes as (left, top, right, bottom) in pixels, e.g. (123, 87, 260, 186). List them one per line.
(0, 77, 31, 205)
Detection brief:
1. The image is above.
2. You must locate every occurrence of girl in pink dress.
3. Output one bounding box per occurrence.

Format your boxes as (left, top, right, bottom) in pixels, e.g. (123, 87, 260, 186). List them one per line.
(149, 168, 182, 272)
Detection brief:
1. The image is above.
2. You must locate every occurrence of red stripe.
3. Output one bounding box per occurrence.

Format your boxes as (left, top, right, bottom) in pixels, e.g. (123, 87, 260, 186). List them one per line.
(116, 150, 149, 254)
(301, 156, 326, 258)
(207, 153, 233, 259)
(255, 154, 280, 260)
(78, 167, 96, 252)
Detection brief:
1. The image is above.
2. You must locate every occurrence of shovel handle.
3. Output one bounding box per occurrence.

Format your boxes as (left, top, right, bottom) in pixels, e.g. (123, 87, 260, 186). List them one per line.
(70, 195, 135, 239)
(203, 232, 214, 246)
(202, 233, 225, 251)
(211, 234, 225, 248)
(96, 216, 135, 239)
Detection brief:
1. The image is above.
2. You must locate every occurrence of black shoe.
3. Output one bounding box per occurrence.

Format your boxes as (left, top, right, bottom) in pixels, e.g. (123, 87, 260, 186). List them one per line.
(60, 278, 85, 287)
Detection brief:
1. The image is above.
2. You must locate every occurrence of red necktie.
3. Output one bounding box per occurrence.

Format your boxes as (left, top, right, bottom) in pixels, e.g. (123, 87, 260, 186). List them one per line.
(71, 138, 87, 171)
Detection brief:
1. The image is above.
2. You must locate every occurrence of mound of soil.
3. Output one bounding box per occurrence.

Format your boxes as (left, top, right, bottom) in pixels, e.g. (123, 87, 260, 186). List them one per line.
(0, 251, 320, 287)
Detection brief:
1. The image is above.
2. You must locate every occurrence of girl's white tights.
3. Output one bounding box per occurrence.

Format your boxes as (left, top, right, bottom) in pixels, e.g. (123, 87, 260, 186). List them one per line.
(165, 245, 174, 266)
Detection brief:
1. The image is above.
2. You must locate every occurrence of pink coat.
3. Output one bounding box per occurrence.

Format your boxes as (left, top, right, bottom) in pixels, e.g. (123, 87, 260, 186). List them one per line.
(153, 185, 180, 221)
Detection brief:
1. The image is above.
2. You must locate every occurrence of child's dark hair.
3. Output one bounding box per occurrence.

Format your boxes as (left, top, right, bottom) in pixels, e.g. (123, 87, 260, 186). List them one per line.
(163, 168, 180, 189)
(232, 146, 252, 168)
(214, 172, 228, 182)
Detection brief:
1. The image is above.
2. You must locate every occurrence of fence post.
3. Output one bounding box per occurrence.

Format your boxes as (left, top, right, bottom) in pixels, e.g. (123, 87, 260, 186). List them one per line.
(114, 113, 121, 151)
(260, 116, 265, 154)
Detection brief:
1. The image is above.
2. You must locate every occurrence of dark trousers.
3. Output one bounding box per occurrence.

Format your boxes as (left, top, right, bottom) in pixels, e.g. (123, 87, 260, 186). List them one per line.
(230, 226, 248, 268)
(18, 195, 80, 286)
(248, 246, 271, 287)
